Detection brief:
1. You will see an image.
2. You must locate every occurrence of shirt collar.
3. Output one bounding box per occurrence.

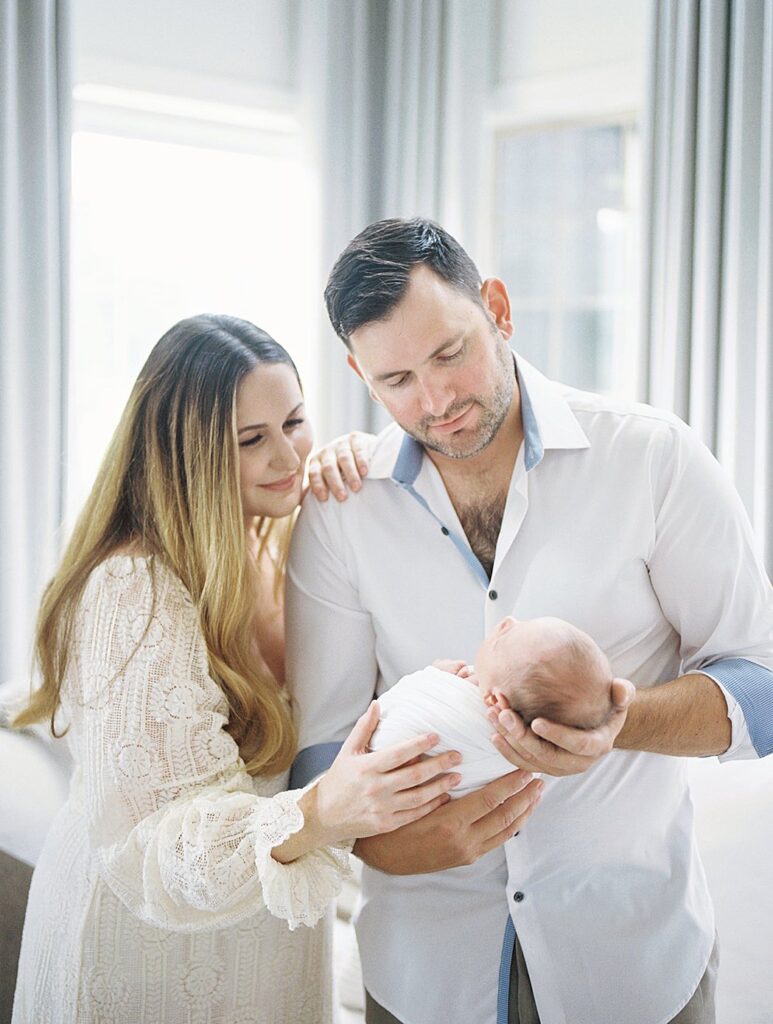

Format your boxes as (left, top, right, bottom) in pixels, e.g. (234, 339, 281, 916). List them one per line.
(365, 352, 590, 483)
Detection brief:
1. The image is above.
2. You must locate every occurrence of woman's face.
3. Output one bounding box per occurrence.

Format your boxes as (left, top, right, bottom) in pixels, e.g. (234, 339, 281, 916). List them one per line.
(235, 362, 313, 521)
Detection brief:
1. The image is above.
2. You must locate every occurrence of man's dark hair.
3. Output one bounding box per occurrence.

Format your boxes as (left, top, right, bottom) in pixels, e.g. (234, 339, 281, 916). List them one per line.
(324, 217, 484, 350)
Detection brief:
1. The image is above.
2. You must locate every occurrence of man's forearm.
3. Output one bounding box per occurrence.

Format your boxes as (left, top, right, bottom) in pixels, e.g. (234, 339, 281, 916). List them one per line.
(615, 673, 731, 757)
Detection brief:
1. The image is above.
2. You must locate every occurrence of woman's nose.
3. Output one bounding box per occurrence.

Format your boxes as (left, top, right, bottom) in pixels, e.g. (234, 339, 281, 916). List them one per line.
(271, 435, 301, 471)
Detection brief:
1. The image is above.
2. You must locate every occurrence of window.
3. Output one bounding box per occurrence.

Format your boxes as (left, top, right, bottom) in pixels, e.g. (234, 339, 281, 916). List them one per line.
(493, 122, 640, 398)
(67, 89, 318, 526)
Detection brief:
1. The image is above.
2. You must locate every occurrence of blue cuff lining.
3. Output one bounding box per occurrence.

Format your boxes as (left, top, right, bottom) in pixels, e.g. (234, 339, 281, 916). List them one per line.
(701, 657, 773, 757)
(497, 916, 515, 1024)
(289, 742, 343, 789)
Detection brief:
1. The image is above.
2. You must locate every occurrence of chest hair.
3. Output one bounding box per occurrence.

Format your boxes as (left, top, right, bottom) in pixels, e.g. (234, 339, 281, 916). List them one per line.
(456, 491, 508, 579)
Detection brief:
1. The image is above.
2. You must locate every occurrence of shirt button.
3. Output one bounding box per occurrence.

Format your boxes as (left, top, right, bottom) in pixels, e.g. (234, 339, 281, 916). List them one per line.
(513, 891, 525, 903)
(488, 590, 498, 600)
(441, 526, 449, 536)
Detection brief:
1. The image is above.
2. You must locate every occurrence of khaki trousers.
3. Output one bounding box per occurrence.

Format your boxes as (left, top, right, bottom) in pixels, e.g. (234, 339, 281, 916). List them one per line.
(364, 935, 719, 1024)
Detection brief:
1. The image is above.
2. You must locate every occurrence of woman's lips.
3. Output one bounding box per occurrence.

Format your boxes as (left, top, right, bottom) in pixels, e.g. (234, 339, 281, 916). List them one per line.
(260, 472, 299, 492)
(431, 404, 474, 435)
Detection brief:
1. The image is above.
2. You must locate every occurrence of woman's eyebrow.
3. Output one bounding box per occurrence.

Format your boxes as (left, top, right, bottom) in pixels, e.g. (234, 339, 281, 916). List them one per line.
(237, 402, 304, 433)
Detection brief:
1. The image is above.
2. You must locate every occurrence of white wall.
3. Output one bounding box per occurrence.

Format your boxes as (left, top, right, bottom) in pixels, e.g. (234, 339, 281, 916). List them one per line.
(495, 0, 647, 86)
(72, 0, 299, 104)
(492, 0, 648, 121)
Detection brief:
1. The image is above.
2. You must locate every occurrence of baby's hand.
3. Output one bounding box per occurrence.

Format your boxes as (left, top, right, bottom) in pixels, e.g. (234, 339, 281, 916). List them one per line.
(432, 660, 475, 680)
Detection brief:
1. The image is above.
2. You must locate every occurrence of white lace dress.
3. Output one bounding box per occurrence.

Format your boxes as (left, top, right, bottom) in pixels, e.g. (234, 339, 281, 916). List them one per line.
(12, 555, 350, 1024)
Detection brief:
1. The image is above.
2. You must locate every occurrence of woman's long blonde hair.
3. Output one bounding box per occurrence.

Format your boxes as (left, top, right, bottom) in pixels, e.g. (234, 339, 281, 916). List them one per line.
(14, 314, 298, 776)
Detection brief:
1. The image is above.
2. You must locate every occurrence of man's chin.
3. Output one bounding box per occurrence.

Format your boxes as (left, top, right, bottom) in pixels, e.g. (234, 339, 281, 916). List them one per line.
(418, 428, 494, 460)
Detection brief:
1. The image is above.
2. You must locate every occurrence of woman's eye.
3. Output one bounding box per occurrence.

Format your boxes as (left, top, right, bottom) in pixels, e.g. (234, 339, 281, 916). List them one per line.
(239, 434, 263, 448)
(284, 417, 305, 430)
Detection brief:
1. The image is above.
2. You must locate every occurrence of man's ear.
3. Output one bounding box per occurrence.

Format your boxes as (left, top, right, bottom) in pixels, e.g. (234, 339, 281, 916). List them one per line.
(480, 278, 514, 342)
(347, 353, 382, 405)
(346, 353, 364, 380)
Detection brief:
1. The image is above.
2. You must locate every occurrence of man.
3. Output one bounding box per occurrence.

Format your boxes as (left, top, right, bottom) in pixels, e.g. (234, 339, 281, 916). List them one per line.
(287, 218, 773, 1024)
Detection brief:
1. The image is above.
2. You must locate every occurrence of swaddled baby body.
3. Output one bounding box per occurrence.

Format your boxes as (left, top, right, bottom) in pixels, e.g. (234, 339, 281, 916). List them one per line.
(371, 617, 614, 797)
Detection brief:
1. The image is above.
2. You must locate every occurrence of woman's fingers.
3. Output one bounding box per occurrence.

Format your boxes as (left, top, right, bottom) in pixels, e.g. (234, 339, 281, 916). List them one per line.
(307, 449, 348, 503)
(385, 748, 463, 792)
(389, 769, 462, 812)
(349, 431, 372, 478)
(340, 701, 380, 755)
(307, 431, 374, 503)
(306, 455, 331, 501)
(318, 449, 348, 501)
(328, 446, 360, 498)
(366, 730, 443, 771)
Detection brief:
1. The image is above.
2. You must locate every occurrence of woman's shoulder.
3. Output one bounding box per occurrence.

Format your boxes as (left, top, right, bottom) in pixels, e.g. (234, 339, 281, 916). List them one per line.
(83, 552, 196, 621)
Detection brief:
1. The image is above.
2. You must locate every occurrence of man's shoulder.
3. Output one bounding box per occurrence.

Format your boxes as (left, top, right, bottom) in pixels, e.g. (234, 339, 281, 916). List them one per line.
(294, 422, 404, 539)
(368, 421, 406, 478)
(560, 384, 689, 451)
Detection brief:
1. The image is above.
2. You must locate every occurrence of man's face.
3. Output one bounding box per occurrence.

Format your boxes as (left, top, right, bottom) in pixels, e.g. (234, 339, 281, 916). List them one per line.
(347, 266, 516, 459)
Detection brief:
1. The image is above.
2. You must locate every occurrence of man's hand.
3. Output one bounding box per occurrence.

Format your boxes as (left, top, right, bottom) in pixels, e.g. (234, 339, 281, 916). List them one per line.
(353, 769, 542, 875)
(487, 678, 635, 777)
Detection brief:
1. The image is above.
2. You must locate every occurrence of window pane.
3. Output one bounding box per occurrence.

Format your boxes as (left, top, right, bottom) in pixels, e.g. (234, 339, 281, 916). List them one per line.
(494, 122, 639, 398)
(68, 129, 318, 527)
(558, 310, 614, 393)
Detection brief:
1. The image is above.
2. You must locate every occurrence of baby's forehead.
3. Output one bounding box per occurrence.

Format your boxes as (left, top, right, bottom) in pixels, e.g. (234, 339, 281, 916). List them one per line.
(520, 617, 581, 649)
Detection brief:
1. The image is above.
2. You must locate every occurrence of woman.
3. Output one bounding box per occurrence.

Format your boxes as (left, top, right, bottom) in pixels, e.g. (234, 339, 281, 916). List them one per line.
(12, 314, 462, 1024)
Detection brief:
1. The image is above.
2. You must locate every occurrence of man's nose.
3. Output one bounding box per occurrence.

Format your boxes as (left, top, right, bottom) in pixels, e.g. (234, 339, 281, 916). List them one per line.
(417, 377, 453, 418)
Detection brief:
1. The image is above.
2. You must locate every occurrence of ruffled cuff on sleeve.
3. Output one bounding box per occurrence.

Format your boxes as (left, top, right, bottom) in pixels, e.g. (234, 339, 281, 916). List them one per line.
(249, 787, 353, 930)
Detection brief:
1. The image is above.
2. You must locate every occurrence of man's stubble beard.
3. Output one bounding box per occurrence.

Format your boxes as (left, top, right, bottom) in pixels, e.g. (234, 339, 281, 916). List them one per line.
(406, 340, 516, 460)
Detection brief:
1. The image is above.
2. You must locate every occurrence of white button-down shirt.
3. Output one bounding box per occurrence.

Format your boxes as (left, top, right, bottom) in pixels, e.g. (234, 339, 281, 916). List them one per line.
(286, 356, 773, 1024)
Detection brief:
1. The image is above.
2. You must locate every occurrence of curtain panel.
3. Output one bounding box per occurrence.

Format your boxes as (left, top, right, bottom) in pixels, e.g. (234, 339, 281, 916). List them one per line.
(298, 0, 493, 439)
(0, 0, 70, 687)
(641, 0, 772, 574)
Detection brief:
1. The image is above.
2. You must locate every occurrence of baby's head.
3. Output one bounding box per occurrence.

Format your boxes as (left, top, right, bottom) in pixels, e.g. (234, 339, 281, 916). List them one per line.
(475, 617, 613, 731)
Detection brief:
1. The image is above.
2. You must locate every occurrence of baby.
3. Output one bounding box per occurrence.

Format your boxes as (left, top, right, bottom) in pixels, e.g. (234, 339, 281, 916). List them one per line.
(476, 615, 614, 731)
(370, 616, 614, 796)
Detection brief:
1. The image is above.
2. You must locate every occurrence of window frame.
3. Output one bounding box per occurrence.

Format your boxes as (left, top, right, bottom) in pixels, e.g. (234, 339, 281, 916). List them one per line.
(480, 63, 644, 400)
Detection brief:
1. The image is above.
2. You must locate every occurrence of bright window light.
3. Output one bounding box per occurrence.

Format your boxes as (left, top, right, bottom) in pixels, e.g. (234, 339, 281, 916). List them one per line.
(68, 127, 319, 528)
(494, 122, 640, 399)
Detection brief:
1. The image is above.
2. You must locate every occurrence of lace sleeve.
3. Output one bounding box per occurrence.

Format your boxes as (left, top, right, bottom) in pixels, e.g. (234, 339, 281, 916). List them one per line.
(66, 555, 350, 931)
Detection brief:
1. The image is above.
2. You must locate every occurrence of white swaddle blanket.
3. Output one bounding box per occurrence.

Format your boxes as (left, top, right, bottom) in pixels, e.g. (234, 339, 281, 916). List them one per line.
(371, 666, 516, 797)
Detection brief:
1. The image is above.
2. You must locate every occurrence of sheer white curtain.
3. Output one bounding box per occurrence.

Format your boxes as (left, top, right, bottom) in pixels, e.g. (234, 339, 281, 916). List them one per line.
(641, 0, 772, 573)
(298, 0, 493, 439)
(0, 0, 70, 687)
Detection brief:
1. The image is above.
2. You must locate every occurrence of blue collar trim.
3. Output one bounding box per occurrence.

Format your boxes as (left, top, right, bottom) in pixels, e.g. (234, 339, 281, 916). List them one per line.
(519, 368, 544, 471)
(390, 363, 544, 484)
